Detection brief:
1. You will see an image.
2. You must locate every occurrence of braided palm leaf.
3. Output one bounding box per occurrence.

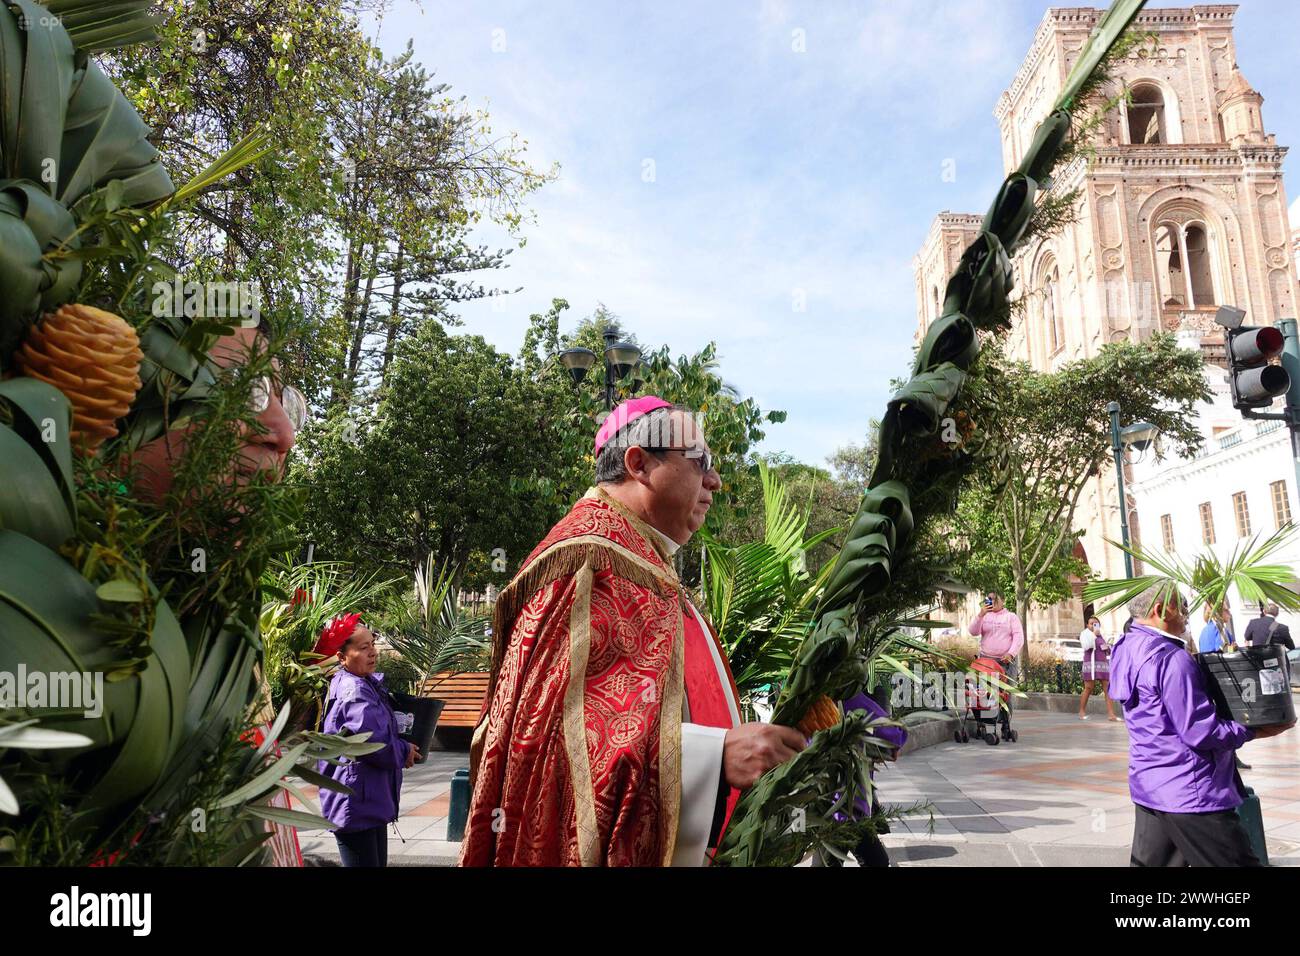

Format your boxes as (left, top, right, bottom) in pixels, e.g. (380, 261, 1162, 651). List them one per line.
(0, 2, 334, 865)
(0, 0, 173, 362)
(715, 0, 1150, 866)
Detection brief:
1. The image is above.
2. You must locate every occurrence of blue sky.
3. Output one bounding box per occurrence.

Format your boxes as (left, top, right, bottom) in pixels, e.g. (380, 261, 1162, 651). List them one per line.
(365, 1, 1300, 469)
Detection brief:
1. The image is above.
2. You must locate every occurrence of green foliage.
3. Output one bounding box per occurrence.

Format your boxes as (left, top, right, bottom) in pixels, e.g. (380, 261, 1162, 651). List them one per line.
(955, 336, 1207, 634)
(381, 556, 491, 680)
(711, 710, 899, 867)
(294, 319, 572, 588)
(699, 461, 842, 694)
(0, 0, 174, 365)
(259, 558, 401, 727)
(102, 0, 554, 412)
(1083, 524, 1300, 619)
(949, 481, 1088, 610)
(715, 0, 1152, 866)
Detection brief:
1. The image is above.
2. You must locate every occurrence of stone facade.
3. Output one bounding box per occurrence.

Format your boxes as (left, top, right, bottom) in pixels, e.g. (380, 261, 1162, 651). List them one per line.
(913, 5, 1300, 640)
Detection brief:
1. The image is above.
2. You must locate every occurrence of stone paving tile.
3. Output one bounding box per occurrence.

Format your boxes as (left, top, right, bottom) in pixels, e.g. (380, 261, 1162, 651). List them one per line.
(394, 817, 440, 839)
(405, 795, 451, 817)
(875, 709, 1300, 865)
(1268, 820, 1300, 841)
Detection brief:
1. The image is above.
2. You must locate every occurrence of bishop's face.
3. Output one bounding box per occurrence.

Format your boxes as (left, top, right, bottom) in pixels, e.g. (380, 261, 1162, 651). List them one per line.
(642, 410, 722, 544)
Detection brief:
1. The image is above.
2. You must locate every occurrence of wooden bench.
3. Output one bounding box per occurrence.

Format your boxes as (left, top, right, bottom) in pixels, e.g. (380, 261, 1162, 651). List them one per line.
(416, 671, 490, 729)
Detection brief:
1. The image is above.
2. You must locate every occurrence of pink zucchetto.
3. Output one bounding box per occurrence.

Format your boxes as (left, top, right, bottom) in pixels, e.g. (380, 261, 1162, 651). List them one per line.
(593, 395, 673, 456)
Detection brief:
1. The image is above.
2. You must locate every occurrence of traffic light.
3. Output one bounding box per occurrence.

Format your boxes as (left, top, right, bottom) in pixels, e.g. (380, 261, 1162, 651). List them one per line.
(1226, 324, 1291, 410)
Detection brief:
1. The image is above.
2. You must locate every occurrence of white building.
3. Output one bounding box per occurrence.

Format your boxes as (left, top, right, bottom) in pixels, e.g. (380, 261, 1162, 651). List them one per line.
(1128, 329, 1300, 640)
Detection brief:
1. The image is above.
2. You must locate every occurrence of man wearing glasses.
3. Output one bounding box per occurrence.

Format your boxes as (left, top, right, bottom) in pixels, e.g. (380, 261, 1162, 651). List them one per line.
(128, 323, 307, 500)
(461, 396, 805, 866)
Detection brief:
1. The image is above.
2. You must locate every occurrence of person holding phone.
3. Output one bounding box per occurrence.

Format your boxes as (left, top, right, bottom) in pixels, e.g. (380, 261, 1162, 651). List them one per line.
(969, 591, 1025, 676)
(969, 591, 1025, 723)
(1078, 616, 1118, 721)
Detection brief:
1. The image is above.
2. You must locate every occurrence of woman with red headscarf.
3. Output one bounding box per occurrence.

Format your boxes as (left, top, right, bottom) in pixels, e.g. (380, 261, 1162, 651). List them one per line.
(314, 614, 419, 867)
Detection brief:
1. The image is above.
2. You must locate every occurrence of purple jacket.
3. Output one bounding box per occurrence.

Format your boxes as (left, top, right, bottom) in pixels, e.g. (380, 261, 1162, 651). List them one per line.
(1108, 622, 1253, 813)
(318, 669, 411, 833)
(843, 692, 909, 817)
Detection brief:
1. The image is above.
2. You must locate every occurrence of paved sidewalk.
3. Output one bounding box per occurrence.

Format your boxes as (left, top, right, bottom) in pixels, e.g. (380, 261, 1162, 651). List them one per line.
(290, 750, 468, 866)
(877, 709, 1300, 866)
(287, 711, 1300, 867)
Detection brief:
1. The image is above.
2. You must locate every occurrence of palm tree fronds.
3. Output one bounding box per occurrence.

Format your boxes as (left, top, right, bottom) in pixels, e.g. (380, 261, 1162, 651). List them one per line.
(43, 0, 160, 52)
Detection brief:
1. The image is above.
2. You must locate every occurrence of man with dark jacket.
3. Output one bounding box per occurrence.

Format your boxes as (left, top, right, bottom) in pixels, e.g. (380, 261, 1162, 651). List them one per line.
(1243, 603, 1295, 651)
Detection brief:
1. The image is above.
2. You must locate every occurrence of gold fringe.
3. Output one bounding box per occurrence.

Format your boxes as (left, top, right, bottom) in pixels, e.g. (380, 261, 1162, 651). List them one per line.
(486, 536, 678, 685)
(470, 533, 683, 789)
(587, 485, 681, 572)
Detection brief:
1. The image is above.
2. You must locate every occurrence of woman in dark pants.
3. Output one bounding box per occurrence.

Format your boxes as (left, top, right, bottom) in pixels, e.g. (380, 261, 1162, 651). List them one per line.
(315, 614, 419, 867)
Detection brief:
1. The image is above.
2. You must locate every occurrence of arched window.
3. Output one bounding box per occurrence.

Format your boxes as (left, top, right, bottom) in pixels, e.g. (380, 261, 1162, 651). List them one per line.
(1128, 84, 1166, 144)
(1154, 223, 1184, 307)
(1042, 261, 1064, 355)
(1184, 223, 1215, 305)
(932, 285, 941, 320)
(1153, 217, 1219, 309)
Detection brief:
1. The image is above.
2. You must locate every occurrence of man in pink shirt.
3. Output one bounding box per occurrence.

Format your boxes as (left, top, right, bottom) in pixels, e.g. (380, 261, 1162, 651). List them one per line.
(969, 591, 1025, 678)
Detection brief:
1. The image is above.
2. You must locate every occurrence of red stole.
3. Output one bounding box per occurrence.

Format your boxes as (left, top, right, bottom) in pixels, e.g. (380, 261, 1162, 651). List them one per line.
(681, 600, 742, 848)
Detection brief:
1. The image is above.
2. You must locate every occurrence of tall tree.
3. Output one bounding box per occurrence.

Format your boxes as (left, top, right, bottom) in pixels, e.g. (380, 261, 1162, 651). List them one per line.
(294, 319, 571, 589)
(957, 335, 1208, 669)
(104, 1, 554, 410)
(327, 43, 553, 409)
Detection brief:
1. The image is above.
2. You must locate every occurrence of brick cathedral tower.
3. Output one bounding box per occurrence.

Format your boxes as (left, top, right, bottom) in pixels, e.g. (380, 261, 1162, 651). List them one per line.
(913, 5, 1299, 638)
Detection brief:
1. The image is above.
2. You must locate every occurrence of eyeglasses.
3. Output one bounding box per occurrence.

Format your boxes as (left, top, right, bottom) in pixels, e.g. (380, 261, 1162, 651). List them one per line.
(645, 446, 713, 474)
(250, 376, 309, 432)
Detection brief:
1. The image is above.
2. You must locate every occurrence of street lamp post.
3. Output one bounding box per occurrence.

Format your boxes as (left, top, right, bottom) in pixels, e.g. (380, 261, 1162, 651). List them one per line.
(558, 330, 642, 412)
(1107, 401, 1158, 579)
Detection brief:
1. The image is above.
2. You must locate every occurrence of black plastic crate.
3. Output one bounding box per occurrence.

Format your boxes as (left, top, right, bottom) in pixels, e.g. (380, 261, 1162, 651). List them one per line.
(1199, 645, 1295, 729)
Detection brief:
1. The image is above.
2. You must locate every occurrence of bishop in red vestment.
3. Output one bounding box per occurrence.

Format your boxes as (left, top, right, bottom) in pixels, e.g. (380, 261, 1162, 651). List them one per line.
(460, 399, 805, 866)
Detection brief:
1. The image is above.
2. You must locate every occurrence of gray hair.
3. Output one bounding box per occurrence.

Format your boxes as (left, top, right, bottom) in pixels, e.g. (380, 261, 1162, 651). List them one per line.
(1128, 580, 1185, 621)
(1265, 602, 1280, 617)
(595, 404, 697, 484)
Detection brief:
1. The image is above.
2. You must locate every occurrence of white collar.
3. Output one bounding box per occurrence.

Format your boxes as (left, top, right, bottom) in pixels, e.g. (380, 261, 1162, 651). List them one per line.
(648, 524, 682, 557)
(1145, 623, 1186, 642)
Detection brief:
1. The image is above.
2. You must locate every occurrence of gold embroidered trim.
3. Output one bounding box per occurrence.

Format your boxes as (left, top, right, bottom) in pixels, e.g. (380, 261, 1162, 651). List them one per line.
(658, 595, 686, 865)
(587, 485, 683, 576)
(485, 534, 679, 686)
(564, 562, 600, 867)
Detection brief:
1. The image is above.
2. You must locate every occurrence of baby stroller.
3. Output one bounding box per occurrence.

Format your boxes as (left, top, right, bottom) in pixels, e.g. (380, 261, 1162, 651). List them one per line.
(955, 656, 1018, 745)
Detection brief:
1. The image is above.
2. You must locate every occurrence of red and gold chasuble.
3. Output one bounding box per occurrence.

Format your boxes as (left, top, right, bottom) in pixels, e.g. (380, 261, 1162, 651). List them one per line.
(460, 487, 740, 866)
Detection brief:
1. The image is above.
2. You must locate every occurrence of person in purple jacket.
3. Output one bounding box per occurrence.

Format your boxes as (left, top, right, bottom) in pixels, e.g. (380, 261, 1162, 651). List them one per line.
(1108, 582, 1293, 867)
(815, 683, 908, 867)
(314, 614, 419, 867)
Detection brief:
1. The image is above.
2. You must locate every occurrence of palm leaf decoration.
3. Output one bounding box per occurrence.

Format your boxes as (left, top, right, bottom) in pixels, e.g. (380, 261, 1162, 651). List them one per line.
(0, 0, 174, 362)
(700, 460, 842, 695)
(0, 1, 350, 866)
(1082, 524, 1300, 619)
(714, 0, 1151, 866)
(41, 0, 159, 52)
